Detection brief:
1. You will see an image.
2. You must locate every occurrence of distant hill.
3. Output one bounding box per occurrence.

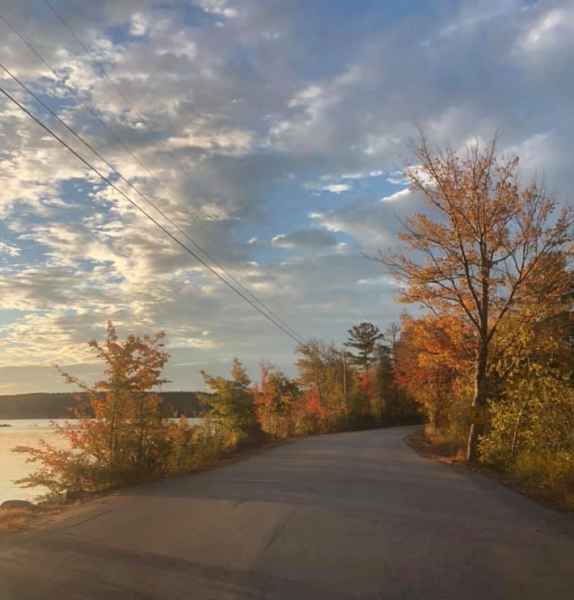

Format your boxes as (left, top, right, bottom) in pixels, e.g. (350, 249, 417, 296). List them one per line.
(0, 391, 212, 419)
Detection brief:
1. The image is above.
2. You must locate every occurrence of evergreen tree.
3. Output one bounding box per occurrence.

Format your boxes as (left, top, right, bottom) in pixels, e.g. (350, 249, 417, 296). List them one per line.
(344, 322, 384, 372)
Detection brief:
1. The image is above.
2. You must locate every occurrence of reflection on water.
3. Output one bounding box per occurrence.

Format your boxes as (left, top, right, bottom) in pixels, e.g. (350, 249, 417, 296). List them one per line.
(0, 418, 202, 503)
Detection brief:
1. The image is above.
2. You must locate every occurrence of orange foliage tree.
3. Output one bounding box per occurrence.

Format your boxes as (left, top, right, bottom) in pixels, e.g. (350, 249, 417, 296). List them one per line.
(381, 136, 573, 460)
(15, 322, 195, 497)
(254, 364, 302, 438)
(395, 314, 473, 435)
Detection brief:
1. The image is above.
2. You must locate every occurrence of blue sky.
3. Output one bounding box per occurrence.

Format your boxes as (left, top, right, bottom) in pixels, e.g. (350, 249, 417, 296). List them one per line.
(0, 0, 572, 393)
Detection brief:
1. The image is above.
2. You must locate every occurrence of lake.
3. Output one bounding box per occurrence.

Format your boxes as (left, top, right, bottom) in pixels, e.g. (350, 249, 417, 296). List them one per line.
(0, 418, 203, 504)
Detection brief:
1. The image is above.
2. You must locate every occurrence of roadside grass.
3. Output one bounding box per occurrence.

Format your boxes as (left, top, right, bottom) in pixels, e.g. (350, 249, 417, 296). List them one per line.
(1, 423, 411, 538)
(0, 508, 32, 532)
(0, 434, 291, 538)
(406, 428, 574, 513)
(0, 503, 67, 535)
(0, 507, 45, 533)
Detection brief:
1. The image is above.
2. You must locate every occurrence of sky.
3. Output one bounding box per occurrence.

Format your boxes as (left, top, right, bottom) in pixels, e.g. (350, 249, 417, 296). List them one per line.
(0, 0, 572, 393)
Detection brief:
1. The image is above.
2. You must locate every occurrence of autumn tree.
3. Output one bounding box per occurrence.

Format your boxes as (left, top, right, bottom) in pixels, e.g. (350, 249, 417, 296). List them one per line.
(15, 322, 195, 496)
(201, 359, 262, 446)
(255, 364, 301, 438)
(296, 340, 356, 430)
(394, 314, 473, 436)
(376, 344, 397, 421)
(480, 305, 574, 502)
(344, 322, 384, 372)
(381, 137, 573, 460)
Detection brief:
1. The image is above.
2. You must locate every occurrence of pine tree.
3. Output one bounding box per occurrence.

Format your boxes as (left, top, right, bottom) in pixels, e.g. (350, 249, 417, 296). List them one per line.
(344, 322, 384, 372)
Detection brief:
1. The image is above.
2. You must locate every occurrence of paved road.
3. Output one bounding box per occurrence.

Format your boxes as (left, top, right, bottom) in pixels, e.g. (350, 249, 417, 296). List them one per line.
(1, 427, 574, 599)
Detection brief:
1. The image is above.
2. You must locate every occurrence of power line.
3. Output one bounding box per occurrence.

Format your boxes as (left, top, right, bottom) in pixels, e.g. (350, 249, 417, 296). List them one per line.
(0, 13, 305, 344)
(43, 0, 138, 114)
(0, 83, 305, 345)
(0, 10, 214, 223)
(40, 1, 221, 221)
(0, 57, 303, 342)
(0, 8, 304, 343)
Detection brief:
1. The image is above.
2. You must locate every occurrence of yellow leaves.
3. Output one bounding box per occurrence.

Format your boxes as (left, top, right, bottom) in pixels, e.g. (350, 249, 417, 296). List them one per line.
(383, 135, 574, 345)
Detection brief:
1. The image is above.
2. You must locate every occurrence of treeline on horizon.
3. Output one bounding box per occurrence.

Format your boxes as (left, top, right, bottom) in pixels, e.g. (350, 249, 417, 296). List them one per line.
(0, 391, 211, 420)
(14, 319, 418, 500)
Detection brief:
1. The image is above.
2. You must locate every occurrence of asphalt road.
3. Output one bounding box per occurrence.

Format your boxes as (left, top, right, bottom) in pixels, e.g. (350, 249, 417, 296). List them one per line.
(1, 426, 574, 599)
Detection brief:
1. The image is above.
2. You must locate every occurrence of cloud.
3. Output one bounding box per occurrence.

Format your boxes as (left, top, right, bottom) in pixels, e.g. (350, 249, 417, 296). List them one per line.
(129, 13, 149, 36)
(521, 9, 571, 49)
(381, 188, 411, 203)
(320, 183, 352, 194)
(0, 0, 572, 391)
(341, 170, 384, 180)
(195, 0, 239, 19)
(271, 229, 338, 249)
(0, 242, 20, 257)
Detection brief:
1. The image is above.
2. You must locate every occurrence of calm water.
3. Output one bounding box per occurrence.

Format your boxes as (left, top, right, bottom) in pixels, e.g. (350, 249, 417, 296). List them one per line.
(0, 419, 203, 503)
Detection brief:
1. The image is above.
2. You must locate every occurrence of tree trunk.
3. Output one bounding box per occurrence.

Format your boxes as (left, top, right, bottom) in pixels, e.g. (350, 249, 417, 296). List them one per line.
(466, 341, 488, 462)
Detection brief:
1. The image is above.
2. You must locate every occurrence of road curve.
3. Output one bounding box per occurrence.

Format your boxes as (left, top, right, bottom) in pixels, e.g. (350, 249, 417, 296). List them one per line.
(1, 426, 574, 599)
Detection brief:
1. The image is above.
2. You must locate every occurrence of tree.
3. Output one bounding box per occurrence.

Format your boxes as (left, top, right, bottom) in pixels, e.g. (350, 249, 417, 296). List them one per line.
(255, 364, 301, 438)
(344, 322, 384, 372)
(296, 340, 356, 430)
(201, 359, 261, 446)
(381, 136, 573, 460)
(15, 322, 193, 496)
(394, 313, 473, 436)
(376, 344, 395, 419)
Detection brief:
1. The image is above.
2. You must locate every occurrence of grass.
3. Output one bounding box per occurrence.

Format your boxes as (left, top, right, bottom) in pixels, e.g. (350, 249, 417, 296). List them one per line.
(406, 427, 465, 463)
(0, 436, 290, 538)
(406, 427, 574, 513)
(0, 508, 38, 533)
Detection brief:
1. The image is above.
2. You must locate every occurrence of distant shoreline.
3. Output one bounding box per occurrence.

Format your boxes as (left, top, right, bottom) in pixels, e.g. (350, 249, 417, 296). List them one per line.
(0, 391, 211, 420)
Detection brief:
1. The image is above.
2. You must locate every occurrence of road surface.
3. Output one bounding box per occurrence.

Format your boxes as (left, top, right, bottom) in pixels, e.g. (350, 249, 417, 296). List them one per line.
(1, 426, 574, 599)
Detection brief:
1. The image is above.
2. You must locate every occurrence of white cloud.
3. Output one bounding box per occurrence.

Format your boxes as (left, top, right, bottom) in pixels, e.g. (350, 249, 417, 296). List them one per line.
(165, 126, 253, 155)
(196, 0, 239, 19)
(321, 183, 351, 194)
(522, 9, 568, 48)
(357, 275, 401, 288)
(0, 0, 573, 391)
(288, 85, 323, 109)
(381, 188, 411, 203)
(130, 13, 149, 36)
(0, 241, 20, 257)
(340, 170, 384, 180)
(271, 229, 338, 249)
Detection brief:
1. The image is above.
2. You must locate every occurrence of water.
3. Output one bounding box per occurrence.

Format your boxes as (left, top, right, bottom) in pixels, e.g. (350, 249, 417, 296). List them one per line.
(0, 418, 203, 503)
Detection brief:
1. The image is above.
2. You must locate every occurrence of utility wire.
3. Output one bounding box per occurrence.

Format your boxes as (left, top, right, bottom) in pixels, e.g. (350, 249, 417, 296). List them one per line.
(40, 1, 221, 222)
(0, 9, 215, 224)
(43, 0, 138, 114)
(0, 57, 303, 342)
(0, 83, 305, 345)
(0, 11, 304, 343)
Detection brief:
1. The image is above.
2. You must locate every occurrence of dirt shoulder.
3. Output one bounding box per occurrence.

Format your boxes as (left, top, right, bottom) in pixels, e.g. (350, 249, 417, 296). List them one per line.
(405, 428, 574, 513)
(0, 503, 68, 535)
